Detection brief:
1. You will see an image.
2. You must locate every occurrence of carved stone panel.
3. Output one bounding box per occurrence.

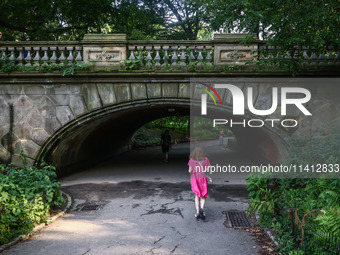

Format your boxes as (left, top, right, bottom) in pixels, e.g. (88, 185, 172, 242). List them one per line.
(214, 44, 258, 65)
(83, 46, 126, 69)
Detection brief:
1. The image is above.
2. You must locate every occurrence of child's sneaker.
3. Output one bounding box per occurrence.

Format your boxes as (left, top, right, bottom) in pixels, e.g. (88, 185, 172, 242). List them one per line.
(194, 213, 200, 220)
(199, 208, 205, 220)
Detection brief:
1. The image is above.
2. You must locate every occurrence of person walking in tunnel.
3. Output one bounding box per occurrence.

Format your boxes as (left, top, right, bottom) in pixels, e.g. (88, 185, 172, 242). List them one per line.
(188, 146, 212, 220)
(219, 128, 224, 145)
(161, 130, 171, 162)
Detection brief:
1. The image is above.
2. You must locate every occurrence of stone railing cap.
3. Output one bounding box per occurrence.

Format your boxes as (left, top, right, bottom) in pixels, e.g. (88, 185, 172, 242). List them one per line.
(83, 34, 127, 41)
(213, 33, 259, 42)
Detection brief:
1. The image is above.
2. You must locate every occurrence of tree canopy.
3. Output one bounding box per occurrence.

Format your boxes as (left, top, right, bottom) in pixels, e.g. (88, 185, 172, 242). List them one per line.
(0, 0, 206, 40)
(204, 0, 340, 52)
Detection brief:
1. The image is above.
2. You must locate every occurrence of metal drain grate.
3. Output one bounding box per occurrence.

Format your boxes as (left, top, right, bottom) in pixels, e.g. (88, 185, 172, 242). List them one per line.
(225, 211, 252, 228)
(80, 204, 100, 211)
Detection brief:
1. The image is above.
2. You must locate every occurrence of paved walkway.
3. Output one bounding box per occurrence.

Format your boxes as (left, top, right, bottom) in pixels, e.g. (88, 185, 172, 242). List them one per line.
(3, 142, 260, 255)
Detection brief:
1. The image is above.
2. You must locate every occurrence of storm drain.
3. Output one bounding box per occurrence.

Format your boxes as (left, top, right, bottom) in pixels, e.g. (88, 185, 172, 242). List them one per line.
(225, 211, 252, 228)
(80, 204, 100, 211)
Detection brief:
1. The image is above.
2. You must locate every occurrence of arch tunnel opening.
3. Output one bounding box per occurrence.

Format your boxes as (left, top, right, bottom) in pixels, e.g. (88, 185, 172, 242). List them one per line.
(37, 100, 288, 177)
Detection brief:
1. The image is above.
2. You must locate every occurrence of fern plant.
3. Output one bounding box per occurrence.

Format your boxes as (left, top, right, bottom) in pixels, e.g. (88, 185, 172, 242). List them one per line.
(315, 208, 340, 239)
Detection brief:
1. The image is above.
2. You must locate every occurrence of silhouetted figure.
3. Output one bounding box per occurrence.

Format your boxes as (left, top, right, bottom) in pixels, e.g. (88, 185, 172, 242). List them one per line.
(161, 130, 171, 162)
(219, 129, 224, 144)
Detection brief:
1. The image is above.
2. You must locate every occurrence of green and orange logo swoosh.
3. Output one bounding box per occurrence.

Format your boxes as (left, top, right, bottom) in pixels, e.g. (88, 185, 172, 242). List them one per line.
(197, 82, 223, 106)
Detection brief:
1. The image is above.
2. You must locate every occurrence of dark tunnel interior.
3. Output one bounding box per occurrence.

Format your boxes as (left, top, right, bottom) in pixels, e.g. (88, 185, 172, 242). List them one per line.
(37, 101, 287, 177)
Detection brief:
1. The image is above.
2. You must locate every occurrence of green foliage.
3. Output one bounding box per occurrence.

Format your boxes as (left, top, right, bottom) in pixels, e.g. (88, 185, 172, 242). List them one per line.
(60, 61, 90, 76)
(0, 52, 17, 73)
(271, 217, 297, 253)
(246, 131, 340, 254)
(124, 59, 140, 70)
(109, 0, 165, 40)
(191, 117, 233, 140)
(131, 116, 190, 147)
(145, 116, 189, 135)
(17, 65, 39, 72)
(284, 131, 340, 167)
(288, 249, 305, 255)
(315, 208, 340, 240)
(145, 60, 155, 70)
(0, 0, 204, 41)
(246, 176, 275, 216)
(131, 128, 161, 147)
(154, 0, 205, 40)
(203, 0, 340, 71)
(0, 0, 114, 40)
(0, 160, 64, 245)
(0, 59, 90, 75)
(0, 61, 16, 73)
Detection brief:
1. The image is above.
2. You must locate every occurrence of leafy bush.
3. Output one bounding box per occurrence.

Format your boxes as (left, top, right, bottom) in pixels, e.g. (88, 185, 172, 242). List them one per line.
(0, 161, 64, 244)
(0, 52, 17, 73)
(283, 131, 340, 167)
(124, 59, 140, 70)
(131, 127, 161, 147)
(192, 117, 234, 140)
(246, 131, 340, 254)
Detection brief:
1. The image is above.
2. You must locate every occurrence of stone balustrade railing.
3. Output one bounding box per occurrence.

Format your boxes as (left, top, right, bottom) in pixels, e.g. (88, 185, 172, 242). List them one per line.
(127, 41, 213, 67)
(0, 42, 83, 67)
(0, 34, 339, 71)
(259, 45, 340, 66)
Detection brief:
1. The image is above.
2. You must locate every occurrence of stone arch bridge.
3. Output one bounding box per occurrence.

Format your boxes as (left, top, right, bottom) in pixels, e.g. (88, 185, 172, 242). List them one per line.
(0, 72, 339, 176)
(1, 34, 339, 175)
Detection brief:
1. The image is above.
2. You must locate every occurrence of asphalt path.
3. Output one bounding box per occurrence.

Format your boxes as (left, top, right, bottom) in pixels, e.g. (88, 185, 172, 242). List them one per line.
(3, 142, 260, 255)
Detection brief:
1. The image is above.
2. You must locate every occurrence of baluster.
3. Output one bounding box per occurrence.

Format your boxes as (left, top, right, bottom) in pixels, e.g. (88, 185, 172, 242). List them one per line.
(285, 51, 291, 60)
(8, 48, 16, 64)
(171, 46, 178, 67)
(41, 47, 49, 66)
(189, 46, 195, 61)
(50, 47, 57, 66)
(162, 46, 169, 66)
(145, 46, 153, 68)
(154, 46, 161, 67)
(326, 50, 334, 65)
(66, 47, 74, 65)
(75, 47, 82, 61)
(197, 46, 203, 66)
(128, 46, 136, 60)
(335, 52, 340, 65)
(145, 46, 152, 60)
(310, 52, 318, 66)
(24, 47, 32, 66)
(319, 52, 326, 65)
(16, 47, 24, 66)
(293, 49, 299, 60)
(137, 46, 144, 67)
(180, 46, 186, 66)
(268, 49, 274, 60)
(272, 46, 278, 60)
(205, 46, 212, 65)
(58, 46, 66, 63)
(33, 47, 41, 66)
(302, 49, 309, 65)
(0, 48, 6, 64)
